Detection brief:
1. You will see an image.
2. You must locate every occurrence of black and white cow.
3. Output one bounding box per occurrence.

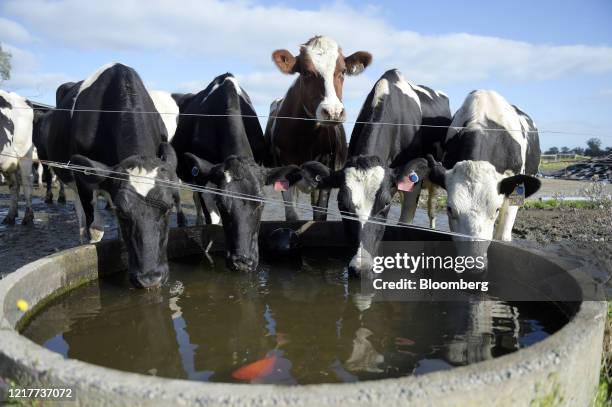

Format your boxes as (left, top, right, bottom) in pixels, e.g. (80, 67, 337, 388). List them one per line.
(0, 90, 34, 225)
(426, 90, 541, 261)
(46, 63, 181, 288)
(172, 73, 301, 272)
(299, 69, 452, 275)
(148, 90, 179, 142)
(32, 108, 67, 204)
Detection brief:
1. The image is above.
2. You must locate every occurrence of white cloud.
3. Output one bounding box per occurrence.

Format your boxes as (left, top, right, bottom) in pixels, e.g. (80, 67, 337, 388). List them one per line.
(0, 17, 32, 43)
(1, 44, 73, 99)
(2, 0, 612, 88)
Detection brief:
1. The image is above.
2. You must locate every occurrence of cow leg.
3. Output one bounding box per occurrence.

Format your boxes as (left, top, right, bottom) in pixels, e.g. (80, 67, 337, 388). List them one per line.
(57, 179, 67, 204)
(37, 162, 44, 188)
(2, 172, 19, 225)
(426, 181, 437, 229)
(193, 192, 204, 226)
(74, 181, 103, 243)
(67, 182, 87, 242)
(97, 189, 115, 211)
(89, 190, 105, 242)
(399, 182, 423, 224)
(313, 188, 330, 221)
(19, 158, 34, 225)
(494, 202, 519, 241)
(282, 187, 299, 221)
(174, 191, 186, 227)
(43, 165, 54, 203)
(201, 189, 221, 225)
(74, 196, 88, 243)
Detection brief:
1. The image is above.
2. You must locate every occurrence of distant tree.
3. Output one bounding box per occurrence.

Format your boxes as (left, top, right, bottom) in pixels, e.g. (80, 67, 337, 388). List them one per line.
(605, 146, 612, 156)
(572, 147, 585, 155)
(0, 43, 11, 81)
(560, 146, 570, 154)
(545, 147, 559, 155)
(585, 138, 603, 157)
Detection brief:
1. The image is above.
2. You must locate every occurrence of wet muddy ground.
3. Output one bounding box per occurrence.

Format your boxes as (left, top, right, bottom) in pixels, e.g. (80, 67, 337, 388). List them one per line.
(1, 180, 610, 294)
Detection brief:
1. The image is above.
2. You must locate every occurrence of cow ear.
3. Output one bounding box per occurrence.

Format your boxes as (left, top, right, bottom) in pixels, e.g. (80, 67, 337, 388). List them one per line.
(426, 154, 447, 189)
(393, 158, 429, 192)
(272, 49, 297, 74)
(183, 152, 217, 184)
(158, 142, 177, 171)
(70, 154, 113, 186)
(300, 161, 344, 191)
(344, 51, 372, 76)
(499, 174, 541, 198)
(263, 165, 301, 192)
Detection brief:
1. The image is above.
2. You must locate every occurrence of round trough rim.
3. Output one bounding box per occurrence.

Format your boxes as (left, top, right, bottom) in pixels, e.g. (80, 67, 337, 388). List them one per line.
(0, 225, 606, 405)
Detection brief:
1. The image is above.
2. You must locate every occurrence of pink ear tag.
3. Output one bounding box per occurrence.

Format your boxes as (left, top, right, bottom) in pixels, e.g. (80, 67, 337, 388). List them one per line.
(274, 179, 290, 192)
(397, 176, 415, 192)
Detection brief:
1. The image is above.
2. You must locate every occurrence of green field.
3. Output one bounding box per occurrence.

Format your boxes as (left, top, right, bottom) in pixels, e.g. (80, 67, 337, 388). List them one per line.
(538, 156, 590, 173)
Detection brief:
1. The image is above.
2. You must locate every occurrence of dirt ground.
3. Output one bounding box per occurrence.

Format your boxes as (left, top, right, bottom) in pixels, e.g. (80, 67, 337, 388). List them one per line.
(1, 179, 610, 291)
(512, 206, 612, 294)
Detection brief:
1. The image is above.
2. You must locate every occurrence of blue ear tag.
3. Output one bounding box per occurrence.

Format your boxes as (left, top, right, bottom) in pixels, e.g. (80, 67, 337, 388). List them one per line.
(508, 183, 525, 206)
(408, 171, 419, 183)
(191, 166, 199, 177)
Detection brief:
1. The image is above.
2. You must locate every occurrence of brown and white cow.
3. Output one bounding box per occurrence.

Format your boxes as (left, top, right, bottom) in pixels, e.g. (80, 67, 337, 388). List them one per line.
(265, 35, 372, 221)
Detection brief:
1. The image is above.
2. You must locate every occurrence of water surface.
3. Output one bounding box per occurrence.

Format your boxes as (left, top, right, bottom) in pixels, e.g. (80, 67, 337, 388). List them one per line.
(21, 251, 567, 384)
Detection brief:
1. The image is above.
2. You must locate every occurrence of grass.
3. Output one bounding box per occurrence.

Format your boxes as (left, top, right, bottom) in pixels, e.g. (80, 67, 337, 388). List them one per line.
(538, 156, 590, 173)
(523, 199, 608, 210)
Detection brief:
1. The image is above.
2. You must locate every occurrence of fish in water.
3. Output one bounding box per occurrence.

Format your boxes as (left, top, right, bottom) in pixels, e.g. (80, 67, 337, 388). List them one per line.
(232, 355, 277, 381)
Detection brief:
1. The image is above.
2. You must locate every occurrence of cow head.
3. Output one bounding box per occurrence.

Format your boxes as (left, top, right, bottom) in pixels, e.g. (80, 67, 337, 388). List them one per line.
(71, 143, 180, 288)
(427, 155, 541, 262)
(185, 153, 302, 272)
(272, 36, 372, 125)
(299, 156, 429, 276)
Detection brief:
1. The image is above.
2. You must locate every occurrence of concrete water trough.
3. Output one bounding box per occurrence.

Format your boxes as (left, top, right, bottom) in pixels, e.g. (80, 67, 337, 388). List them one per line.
(0, 222, 606, 406)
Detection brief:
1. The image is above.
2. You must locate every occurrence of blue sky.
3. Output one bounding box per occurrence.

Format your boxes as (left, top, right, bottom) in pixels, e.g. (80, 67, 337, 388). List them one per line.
(1, 0, 611, 150)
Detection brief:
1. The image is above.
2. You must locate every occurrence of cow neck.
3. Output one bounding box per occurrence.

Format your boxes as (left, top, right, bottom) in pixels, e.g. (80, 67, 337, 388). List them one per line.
(279, 78, 317, 129)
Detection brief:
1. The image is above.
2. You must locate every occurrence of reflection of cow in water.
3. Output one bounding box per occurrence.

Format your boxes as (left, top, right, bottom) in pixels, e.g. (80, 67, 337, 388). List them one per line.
(29, 261, 522, 383)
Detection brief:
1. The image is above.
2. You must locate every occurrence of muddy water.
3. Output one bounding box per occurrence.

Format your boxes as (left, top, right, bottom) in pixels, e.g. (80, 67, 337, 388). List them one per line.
(0, 186, 448, 276)
(21, 251, 567, 385)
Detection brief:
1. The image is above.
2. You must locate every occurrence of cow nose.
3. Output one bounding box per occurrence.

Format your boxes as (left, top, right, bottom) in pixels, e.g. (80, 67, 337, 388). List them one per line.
(317, 104, 346, 123)
(131, 267, 168, 289)
(228, 255, 256, 272)
(348, 251, 373, 277)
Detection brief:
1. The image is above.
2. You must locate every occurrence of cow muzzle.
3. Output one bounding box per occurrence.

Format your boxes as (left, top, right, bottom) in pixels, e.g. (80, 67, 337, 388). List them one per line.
(316, 101, 346, 124)
(348, 247, 374, 277)
(130, 264, 169, 289)
(228, 254, 257, 273)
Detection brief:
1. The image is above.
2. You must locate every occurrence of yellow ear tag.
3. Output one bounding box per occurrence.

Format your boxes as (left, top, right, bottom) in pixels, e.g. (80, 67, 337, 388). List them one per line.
(16, 299, 29, 312)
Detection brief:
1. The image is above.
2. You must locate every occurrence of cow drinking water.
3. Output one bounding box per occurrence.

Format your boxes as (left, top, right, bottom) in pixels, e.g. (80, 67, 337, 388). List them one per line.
(426, 90, 541, 264)
(172, 73, 302, 272)
(46, 63, 181, 288)
(298, 69, 452, 275)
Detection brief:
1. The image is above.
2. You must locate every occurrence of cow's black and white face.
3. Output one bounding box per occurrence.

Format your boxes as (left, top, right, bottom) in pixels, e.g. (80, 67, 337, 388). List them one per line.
(300, 156, 429, 276)
(72, 146, 179, 288)
(186, 154, 300, 272)
(428, 156, 541, 262)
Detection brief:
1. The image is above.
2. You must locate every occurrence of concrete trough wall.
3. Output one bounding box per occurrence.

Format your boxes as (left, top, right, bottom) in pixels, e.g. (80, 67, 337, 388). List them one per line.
(0, 222, 606, 406)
